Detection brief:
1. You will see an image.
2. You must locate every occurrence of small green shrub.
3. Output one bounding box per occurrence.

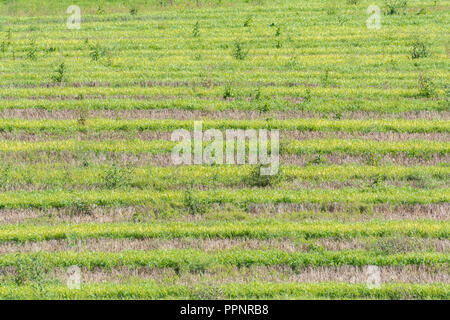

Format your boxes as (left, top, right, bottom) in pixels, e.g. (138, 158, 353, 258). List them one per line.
(366, 152, 382, 166)
(275, 26, 281, 37)
(0, 164, 11, 188)
(257, 102, 271, 113)
(223, 84, 235, 99)
(307, 154, 328, 165)
(192, 21, 200, 37)
(1, 30, 11, 53)
(411, 41, 429, 59)
(333, 112, 342, 120)
(418, 74, 435, 98)
(77, 106, 88, 126)
(70, 198, 93, 215)
(232, 40, 248, 60)
(183, 188, 206, 215)
(51, 62, 66, 83)
(0, 41, 8, 53)
(320, 69, 331, 87)
(254, 87, 262, 101)
(89, 43, 106, 61)
(26, 39, 37, 60)
(243, 16, 253, 27)
(44, 46, 56, 54)
(326, 7, 337, 16)
(130, 7, 138, 15)
(304, 88, 312, 102)
(247, 164, 282, 187)
(15, 254, 47, 286)
(102, 164, 134, 189)
(385, 0, 407, 15)
(369, 174, 386, 188)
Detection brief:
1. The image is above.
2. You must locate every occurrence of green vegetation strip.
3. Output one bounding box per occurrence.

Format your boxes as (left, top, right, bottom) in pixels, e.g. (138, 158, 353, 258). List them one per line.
(0, 187, 448, 209)
(0, 139, 448, 156)
(0, 164, 448, 188)
(1, 119, 448, 133)
(1, 97, 446, 113)
(0, 221, 447, 242)
(0, 282, 448, 300)
(1, 250, 449, 270)
(0, 1, 447, 115)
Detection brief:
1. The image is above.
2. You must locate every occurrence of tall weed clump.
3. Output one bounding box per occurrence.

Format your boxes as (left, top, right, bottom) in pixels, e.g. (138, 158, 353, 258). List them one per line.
(14, 254, 47, 287)
(411, 41, 429, 59)
(385, 0, 408, 15)
(232, 40, 248, 60)
(417, 74, 435, 98)
(246, 164, 283, 187)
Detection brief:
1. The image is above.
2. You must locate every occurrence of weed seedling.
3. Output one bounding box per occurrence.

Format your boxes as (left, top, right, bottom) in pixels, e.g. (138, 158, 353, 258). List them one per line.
(51, 62, 66, 83)
(193, 21, 200, 37)
(232, 40, 248, 60)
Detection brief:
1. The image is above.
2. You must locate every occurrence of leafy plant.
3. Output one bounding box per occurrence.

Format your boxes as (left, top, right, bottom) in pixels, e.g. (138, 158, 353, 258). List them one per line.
(247, 164, 282, 187)
(97, 6, 106, 14)
(193, 21, 200, 37)
(232, 40, 248, 60)
(14, 254, 47, 286)
(70, 198, 93, 215)
(0, 41, 8, 53)
(369, 174, 385, 188)
(44, 46, 56, 54)
(102, 164, 134, 189)
(89, 43, 106, 61)
(366, 152, 382, 166)
(183, 188, 206, 215)
(304, 88, 312, 102)
(243, 16, 253, 27)
(77, 105, 88, 126)
(257, 102, 271, 113)
(130, 7, 138, 15)
(6, 28, 12, 41)
(307, 154, 328, 165)
(417, 74, 435, 98)
(26, 39, 37, 60)
(1, 29, 12, 53)
(254, 87, 262, 101)
(0, 164, 11, 189)
(275, 26, 281, 37)
(411, 41, 429, 59)
(385, 0, 407, 15)
(223, 84, 235, 99)
(320, 69, 331, 87)
(51, 62, 66, 83)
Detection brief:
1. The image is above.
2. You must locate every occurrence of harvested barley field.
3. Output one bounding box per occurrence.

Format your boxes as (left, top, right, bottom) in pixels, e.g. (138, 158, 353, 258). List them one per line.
(0, 0, 448, 301)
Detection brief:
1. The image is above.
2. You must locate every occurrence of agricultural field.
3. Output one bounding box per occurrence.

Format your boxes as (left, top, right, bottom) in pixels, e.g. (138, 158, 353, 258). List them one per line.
(0, 0, 449, 300)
